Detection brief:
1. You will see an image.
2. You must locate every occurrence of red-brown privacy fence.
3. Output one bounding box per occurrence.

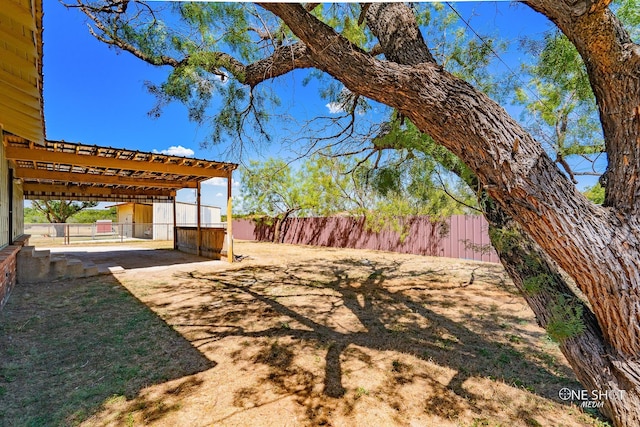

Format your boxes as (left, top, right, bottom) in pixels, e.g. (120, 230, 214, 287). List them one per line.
(233, 215, 500, 263)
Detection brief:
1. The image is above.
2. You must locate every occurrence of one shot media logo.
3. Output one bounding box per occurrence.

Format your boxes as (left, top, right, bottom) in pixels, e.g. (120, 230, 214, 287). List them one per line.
(558, 388, 627, 408)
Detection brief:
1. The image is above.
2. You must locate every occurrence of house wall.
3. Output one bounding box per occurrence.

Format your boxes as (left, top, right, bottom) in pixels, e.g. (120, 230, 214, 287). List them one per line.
(0, 0, 43, 309)
(0, 128, 25, 309)
(1, 130, 8, 249)
(0, 245, 20, 309)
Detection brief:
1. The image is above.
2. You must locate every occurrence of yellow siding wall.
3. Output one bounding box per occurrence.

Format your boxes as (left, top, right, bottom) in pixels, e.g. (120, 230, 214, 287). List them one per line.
(134, 204, 152, 238)
(0, 0, 44, 144)
(116, 203, 153, 238)
(116, 204, 132, 223)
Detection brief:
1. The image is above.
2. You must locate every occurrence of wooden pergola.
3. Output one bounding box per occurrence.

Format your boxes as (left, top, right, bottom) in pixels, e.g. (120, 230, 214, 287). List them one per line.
(3, 133, 238, 262)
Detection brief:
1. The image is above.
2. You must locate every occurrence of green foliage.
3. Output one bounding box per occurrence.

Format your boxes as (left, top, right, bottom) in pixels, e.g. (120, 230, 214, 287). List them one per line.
(68, 208, 117, 224)
(25, 206, 115, 224)
(240, 156, 357, 219)
(546, 295, 586, 342)
(30, 201, 99, 223)
(240, 158, 301, 217)
(614, 0, 640, 42)
(488, 226, 522, 254)
(23, 207, 47, 223)
(522, 274, 553, 295)
(517, 32, 604, 175)
(583, 183, 605, 205)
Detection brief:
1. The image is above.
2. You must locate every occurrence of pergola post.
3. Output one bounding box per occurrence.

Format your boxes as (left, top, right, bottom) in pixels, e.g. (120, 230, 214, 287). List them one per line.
(172, 196, 177, 250)
(227, 170, 234, 263)
(196, 182, 201, 257)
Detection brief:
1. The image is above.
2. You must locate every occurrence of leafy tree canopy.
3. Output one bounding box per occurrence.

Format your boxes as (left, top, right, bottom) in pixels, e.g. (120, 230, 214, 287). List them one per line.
(30, 200, 99, 224)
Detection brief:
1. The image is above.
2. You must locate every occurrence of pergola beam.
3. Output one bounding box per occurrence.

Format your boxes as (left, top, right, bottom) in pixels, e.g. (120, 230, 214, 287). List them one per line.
(6, 146, 233, 178)
(22, 183, 176, 198)
(15, 167, 198, 188)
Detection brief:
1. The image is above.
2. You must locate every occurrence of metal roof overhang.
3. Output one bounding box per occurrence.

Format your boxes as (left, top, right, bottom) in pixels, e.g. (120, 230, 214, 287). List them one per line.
(3, 134, 238, 203)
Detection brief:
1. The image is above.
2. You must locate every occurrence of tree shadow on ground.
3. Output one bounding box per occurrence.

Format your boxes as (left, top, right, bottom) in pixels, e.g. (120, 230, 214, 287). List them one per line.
(0, 275, 214, 426)
(158, 257, 583, 425)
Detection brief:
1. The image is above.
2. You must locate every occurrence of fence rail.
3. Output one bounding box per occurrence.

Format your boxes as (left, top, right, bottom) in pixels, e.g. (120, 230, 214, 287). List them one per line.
(232, 215, 500, 263)
(25, 216, 500, 263)
(24, 222, 225, 245)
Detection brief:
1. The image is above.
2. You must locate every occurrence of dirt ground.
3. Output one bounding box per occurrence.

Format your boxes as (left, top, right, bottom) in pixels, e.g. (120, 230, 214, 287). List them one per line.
(5, 241, 606, 426)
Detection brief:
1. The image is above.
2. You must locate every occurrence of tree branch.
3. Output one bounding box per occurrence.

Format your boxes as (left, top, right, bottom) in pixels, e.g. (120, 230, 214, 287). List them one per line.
(244, 43, 314, 86)
(524, 0, 640, 212)
(78, 1, 181, 68)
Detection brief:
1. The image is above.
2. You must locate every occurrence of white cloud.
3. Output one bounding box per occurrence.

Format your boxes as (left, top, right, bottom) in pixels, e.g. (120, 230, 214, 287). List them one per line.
(153, 145, 195, 157)
(215, 192, 223, 197)
(326, 102, 345, 114)
(203, 177, 226, 187)
(202, 177, 241, 187)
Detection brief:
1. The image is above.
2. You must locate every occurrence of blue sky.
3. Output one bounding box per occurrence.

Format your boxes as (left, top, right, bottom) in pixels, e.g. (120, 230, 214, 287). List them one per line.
(41, 1, 599, 211)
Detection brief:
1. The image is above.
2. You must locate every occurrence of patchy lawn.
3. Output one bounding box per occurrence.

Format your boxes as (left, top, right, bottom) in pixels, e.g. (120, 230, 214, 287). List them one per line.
(1, 241, 608, 426)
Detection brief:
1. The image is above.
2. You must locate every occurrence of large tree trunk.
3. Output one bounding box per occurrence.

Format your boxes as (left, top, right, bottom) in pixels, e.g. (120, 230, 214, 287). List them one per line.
(484, 201, 640, 425)
(52, 223, 66, 238)
(359, 3, 640, 424)
(262, 0, 640, 357)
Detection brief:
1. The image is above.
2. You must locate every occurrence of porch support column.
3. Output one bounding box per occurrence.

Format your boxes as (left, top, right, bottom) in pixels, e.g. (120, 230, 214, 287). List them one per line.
(172, 196, 178, 250)
(196, 182, 201, 257)
(227, 170, 233, 263)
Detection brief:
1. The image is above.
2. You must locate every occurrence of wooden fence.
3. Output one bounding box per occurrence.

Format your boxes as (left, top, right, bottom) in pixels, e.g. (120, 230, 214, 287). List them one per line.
(233, 215, 500, 263)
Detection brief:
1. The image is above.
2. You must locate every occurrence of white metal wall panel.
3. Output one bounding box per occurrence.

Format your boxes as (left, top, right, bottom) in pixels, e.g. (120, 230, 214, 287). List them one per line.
(153, 202, 221, 240)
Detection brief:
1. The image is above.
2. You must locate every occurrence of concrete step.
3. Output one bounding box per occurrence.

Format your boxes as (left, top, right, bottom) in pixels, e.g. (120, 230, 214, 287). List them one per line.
(65, 259, 85, 278)
(49, 255, 68, 279)
(33, 249, 51, 259)
(17, 246, 51, 283)
(83, 262, 100, 277)
(17, 246, 36, 258)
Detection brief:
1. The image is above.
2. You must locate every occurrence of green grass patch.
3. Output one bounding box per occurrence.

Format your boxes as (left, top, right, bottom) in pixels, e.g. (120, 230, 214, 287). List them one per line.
(0, 276, 212, 426)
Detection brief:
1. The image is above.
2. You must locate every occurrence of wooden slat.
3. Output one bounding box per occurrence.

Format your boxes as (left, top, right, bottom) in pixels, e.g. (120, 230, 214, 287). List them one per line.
(0, 88, 41, 120)
(0, 105, 44, 142)
(0, 15, 37, 57)
(2, 1, 36, 30)
(0, 44, 38, 81)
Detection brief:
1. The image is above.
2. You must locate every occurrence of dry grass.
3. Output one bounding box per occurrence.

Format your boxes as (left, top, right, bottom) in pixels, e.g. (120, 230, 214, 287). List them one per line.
(1, 241, 609, 426)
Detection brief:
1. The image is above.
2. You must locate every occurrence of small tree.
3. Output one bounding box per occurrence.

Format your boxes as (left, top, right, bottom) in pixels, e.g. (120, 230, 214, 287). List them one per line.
(241, 157, 357, 242)
(31, 200, 98, 236)
(241, 159, 305, 243)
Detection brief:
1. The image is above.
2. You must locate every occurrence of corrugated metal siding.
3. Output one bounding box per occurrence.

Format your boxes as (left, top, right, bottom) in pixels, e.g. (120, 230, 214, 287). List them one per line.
(153, 202, 222, 240)
(233, 215, 500, 263)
